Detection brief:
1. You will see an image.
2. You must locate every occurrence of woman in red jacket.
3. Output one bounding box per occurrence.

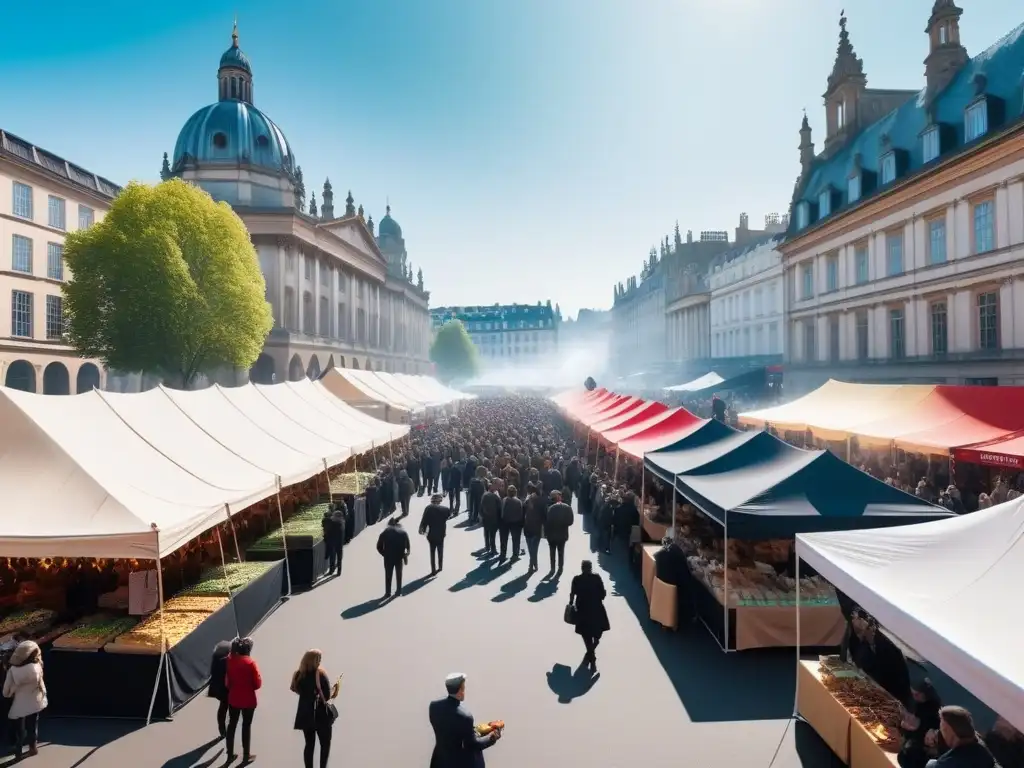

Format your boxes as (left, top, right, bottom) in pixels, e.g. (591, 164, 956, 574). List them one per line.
(225, 637, 262, 763)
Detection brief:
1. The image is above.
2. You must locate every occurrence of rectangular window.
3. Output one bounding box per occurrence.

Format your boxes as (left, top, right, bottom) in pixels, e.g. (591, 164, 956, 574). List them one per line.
(796, 203, 808, 230)
(930, 301, 947, 355)
(847, 174, 861, 203)
(320, 265, 329, 287)
(11, 290, 32, 337)
(47, 195, 66, 230)
(801, 263, 814, 300)
(12, 182, 32, 219)
(973, 200, 994, 254)
(855, 311, 869, 360)
(928, 219, 947, 264)
(803, 322, 816, 362)
(304, 256, 313, 281)
(768, 323, 778, 353)
(886, 232, 904, 276)
(922, 127, 940, 163)
(828, 316, 840, 362)
(881, 152, 896, 184)
(854, 246, 869, 285)
(47, 242, 64, 280)
(45, 295, 64, 340)
(965, 101, 988, 142)
(11, 235, 32, 273)
(889, 308, 906, 359)
(818, 190, 831, 218)
(978, 291, 998, 351)
(825, 255, 839, 293)
(78, 205, 94, 230)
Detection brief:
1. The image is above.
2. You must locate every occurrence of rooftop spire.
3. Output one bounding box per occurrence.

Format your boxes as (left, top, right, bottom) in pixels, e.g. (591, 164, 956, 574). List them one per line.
(825, 12, 865, 95)
(231, 17, 239, 47)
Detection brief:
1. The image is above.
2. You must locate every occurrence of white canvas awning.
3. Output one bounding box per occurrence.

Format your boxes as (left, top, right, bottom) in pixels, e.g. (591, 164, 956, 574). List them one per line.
(400, 374, 474, 402)
(277, 380, 388, 452)
(319, 369, 419, 413)
(797, 498, 1024, 733)
(665, 372, 724, 392)
(306, 381, 409, 443)
(375, 372, 445, 408)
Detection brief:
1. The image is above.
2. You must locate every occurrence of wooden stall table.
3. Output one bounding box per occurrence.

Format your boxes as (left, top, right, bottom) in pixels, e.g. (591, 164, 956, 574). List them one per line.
(849, 716, 899, 768)
(735, 603, 845, 651)
(796, 660, 852, 764)
(641, 544, 660, 601)
(649, 578, 678, 630)
(641, 517, 669, 543)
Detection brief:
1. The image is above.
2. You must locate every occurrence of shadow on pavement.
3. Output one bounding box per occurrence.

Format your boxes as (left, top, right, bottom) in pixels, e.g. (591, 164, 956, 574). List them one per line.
(491, 571, 533, 602)
(341, 594, 392, 619)
(527, 578, 559, 603)
(545, 662, 599, 704)
(450, 559, 511, 592)
(159, 737, 225, 768)
(401, 573, 437, 596)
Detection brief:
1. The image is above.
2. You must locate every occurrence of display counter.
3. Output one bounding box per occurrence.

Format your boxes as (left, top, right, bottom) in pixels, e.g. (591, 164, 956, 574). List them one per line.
(649, 578, 677, 630)
(641, 516, 669, 543)
(641, 544, 659, 600)
(248, 540, 327, 593)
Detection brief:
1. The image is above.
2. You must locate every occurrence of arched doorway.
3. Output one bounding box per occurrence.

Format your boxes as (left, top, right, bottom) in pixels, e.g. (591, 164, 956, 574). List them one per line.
(338, 356, 346, 369)
(43, 362, 70, 395)
(249, 354, 276, 384)
(5, 360, 36, 392)
(306, 354, 321, 380)
(364, 359, 371, 371)
(288, 354, 304, 381)
(76, 363, 101, 392)
(351, 358, 360, 370)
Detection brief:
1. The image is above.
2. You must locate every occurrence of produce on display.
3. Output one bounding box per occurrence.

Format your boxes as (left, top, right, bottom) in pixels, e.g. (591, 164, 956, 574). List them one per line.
(818, 658, 902, 753)
(248, 504, 328, 552)
(110, 595, 229, 653)
(53, 616, 139, 650)
(475, 720, 505, 736)
(177, 562, 274, 596)
(329, 472, 375, 495)
(0, 609, 57, 637)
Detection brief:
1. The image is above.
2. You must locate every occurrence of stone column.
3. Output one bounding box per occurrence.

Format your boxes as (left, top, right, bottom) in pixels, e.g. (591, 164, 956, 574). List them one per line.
(276, 238, 286, 329)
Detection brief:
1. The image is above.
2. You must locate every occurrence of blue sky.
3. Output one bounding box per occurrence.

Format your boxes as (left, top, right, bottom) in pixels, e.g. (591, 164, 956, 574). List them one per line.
(1, 1, 1019, 318)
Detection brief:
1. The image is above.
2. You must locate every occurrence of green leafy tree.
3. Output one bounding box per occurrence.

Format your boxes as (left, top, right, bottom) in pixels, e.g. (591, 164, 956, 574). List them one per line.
(62, 179, 273, 388)
(429, 320, 479, 382)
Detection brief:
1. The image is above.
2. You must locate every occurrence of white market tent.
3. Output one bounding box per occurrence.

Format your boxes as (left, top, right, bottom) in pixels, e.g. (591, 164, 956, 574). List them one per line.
(278, 380, 399, 452)
(376, 372, 446, 408)
(319, 369, 418, 418)
(401, 374, 475, 402)
(349, 370, 424, 412)
(796, 497, 1024, 733)
(664, 372, 724, 392)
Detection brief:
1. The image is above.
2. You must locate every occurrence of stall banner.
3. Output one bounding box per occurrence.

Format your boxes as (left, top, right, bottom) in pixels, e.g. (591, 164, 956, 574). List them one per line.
(952, 447, 1024, 470)
(128, 570, 159, 615)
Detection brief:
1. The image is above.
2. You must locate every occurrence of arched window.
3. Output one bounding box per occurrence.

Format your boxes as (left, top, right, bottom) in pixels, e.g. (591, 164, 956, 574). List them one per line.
(231, 78, 238, 99)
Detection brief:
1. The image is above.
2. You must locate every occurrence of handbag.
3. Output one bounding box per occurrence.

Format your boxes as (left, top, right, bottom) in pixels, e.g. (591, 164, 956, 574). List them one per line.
(315, 673, 338, 725)
(563, 602, 577, 625)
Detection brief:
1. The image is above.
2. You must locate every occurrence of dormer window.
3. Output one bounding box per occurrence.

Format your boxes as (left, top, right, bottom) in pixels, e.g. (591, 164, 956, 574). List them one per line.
(965, 101, 988, 141)
(796, 202, 809, 230)
(818, 190, 832, 218)
(880, 152, 897, 185)
(847, 174, 861, 203)
(922, 126, 940, 163)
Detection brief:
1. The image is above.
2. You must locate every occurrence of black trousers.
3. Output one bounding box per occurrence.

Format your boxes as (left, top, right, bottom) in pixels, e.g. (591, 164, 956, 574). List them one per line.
(448, 487, 460, 512)
(216, 698, 229, 736)
(582, 634, 599, 661)
(226, 706, 255, 758)
(326, 541, 339, 573)
(548, 540, 566, 570)
(429, 539, 444, 571)
(400, 496, 411, 516)
(500, 524, 523, 558)
(427, 474, 439, 494)
(598, 525, 612, 553)
(385, 559, 404, 595)
(469, 490, 483, 521)
(483, 524, 497, 552)
(303, 723, 332, 768)
(10, 712, 39, 753)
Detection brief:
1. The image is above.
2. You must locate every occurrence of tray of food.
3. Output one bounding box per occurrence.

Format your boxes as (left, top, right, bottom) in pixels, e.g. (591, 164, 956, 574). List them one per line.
(163, 595, 229, 613)
(0, 608, 57, 637)
(177, 562, 274, 597)
(110, 608, 217, 652)
(53, 616, 139, 651)
(329, 472, 375, 495)
(247, 504, 328, 553)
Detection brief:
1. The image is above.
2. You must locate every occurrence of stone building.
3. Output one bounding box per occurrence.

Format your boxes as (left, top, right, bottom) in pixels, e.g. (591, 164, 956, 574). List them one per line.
(164, 24, 432, 384)
(430, 302, 560, 365)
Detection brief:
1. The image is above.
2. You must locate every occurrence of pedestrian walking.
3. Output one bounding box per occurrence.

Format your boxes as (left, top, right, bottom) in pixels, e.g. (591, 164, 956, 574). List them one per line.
(428, 673, 501, 768)
(291, 649, 338, 768)
(468, 466, 487, 524)
(3, 640, 46, 759)
(398, 470, 414, 518)
(569, 560, 610, 671)
(376, 517, 411, 597)
(419, 493, 449, 574)
(479, 483, 502, 555)
(321, 503, 346, 576)
(523, 483, 546, 572)
(499, 486, 524, 562)
(224, 637, 262, 763)
(544, 491, 575, 573)
(208, 640, 232, 738)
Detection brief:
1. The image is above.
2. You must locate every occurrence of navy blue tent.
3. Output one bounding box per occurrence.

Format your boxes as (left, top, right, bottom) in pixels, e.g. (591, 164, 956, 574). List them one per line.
(643, 419, 760, 483)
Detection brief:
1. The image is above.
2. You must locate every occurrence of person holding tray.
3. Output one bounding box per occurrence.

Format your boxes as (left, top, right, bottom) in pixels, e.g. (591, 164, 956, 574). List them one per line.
(428, 673, 501, 768)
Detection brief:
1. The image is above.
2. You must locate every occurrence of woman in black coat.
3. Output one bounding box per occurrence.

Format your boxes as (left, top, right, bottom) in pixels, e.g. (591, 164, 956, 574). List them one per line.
(291, 649, 336, 768)
(569, 560, 610, 671)
(209, 640, 232, 737)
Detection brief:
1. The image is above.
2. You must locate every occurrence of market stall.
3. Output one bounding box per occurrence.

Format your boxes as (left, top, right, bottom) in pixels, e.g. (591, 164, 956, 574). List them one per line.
(664, 372, 724, 393)
(589, 400, 668, 435)
(645, 430, 952, 651)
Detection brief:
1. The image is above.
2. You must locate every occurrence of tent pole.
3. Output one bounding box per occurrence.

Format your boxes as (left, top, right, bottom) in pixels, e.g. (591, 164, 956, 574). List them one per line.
(323, 459, 334, 503)
(723, 514, 730, 653)
(846, 436, 851, 463)
(793, 552, 802, 718)
(640, 463, 646, 527)
(613, 446, 620, 484)
(372, 441, 379, 472)
(585, 430, 591, 464)
(146, 529, 169, 724)
(669, 485, 677, 540)
(388, 436, 395, 465)
(216, 522, 241, 636)
(275, 486, 293, 598)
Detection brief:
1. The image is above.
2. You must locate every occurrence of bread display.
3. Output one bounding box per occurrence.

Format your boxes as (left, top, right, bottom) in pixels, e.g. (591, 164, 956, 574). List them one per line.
(53, 616, 139, 651)
(818, 659, 902, 753)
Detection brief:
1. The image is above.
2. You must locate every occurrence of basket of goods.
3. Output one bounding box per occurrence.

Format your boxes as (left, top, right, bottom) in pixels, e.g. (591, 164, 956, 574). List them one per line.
(0, 609, 57, 638)
(53, 616, 139, 651)
(329, 472, 376, 496)
(178, 563, 274, 597)
(475, 720, 505, 736)
(107, 596, 228, 654)
(247, 505, 328, 555)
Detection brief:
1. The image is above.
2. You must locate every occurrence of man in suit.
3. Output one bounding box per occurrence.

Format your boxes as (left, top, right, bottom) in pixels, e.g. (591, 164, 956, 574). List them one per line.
(419, 493, 449, 574)
(428, 673, 500, 768)
(544, 490, 575, 574)
(376, 517, 411, 598)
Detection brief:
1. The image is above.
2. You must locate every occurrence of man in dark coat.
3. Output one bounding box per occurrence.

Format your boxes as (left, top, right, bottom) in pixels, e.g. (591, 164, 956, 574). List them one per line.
(321, 502, 346, 576)
(447, 461, 463, 515)
(544, 491, 575, 573)
(564, 457, 581, 506)
(376, 517, 411, 598)
(422, 451, 437, 496)
(540, 460, 562, 502)
(468, 468, 486, 524)
(398, 470, 415, 518)
(479, 484, 502, 555)
(408, 452, 423, 497)
(522, 484, 547, 572)
(428, 673, 500, 768)
(419, 493, 449, 574)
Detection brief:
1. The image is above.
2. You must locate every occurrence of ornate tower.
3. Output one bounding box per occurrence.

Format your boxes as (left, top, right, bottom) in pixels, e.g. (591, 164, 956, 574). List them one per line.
(799, 111, 815, 174)
(308, 192, 317, 217)
(924, 0, 967, 97)
(345, 191, 355, 217)
(218, 21, 253, 104)
(321, 178, 334, 219)
(822, 14, 866, 156)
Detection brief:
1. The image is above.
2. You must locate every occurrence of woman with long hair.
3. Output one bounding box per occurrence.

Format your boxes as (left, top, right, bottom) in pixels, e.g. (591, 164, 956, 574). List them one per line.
(3, 640, 47, 758)
(291, 649, 336, 768)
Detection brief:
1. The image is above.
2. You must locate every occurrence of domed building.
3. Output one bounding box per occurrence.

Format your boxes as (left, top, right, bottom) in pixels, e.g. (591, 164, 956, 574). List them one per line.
(162, 24, 432, 384)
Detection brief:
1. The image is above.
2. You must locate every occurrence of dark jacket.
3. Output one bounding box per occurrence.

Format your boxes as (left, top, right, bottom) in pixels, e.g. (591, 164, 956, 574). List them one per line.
(292, 669, 332, 731)
(523, 494, 546, 537)
(449, 464, 463, 491)
(428, 696, 495, 768)
(208, 641, 231, 701)
(321, 512, 344, 546)
(377, 524, 411, 563)
(469, 476, 486, 499)
(399, 476, 415, 501)
(566, 460, 581, 489)
(925, 742, 996, 768)
(545, 501, 575, 544)
(851, 629, 912, 706)
(419, 503, 449, 543)
(541, 468, 562, 497)
(571, 571, 610, 639)
(480, 491, 502, 527)
(500, 496, 524, 525)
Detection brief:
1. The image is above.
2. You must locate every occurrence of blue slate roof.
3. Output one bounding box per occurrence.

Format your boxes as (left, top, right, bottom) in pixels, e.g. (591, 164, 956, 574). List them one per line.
(430, 304, 556, 329)
(789, 22, 1024, 238)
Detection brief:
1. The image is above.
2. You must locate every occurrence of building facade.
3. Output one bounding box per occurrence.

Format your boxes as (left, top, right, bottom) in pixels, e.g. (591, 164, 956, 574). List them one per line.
(709, 235, 785, 361)
(430, 302, 560, 364)
(0, 129, 116, 394)
(166, 25, 431, 384)
(559, 308, 611, 362)
(782, 4, 1024, 390)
